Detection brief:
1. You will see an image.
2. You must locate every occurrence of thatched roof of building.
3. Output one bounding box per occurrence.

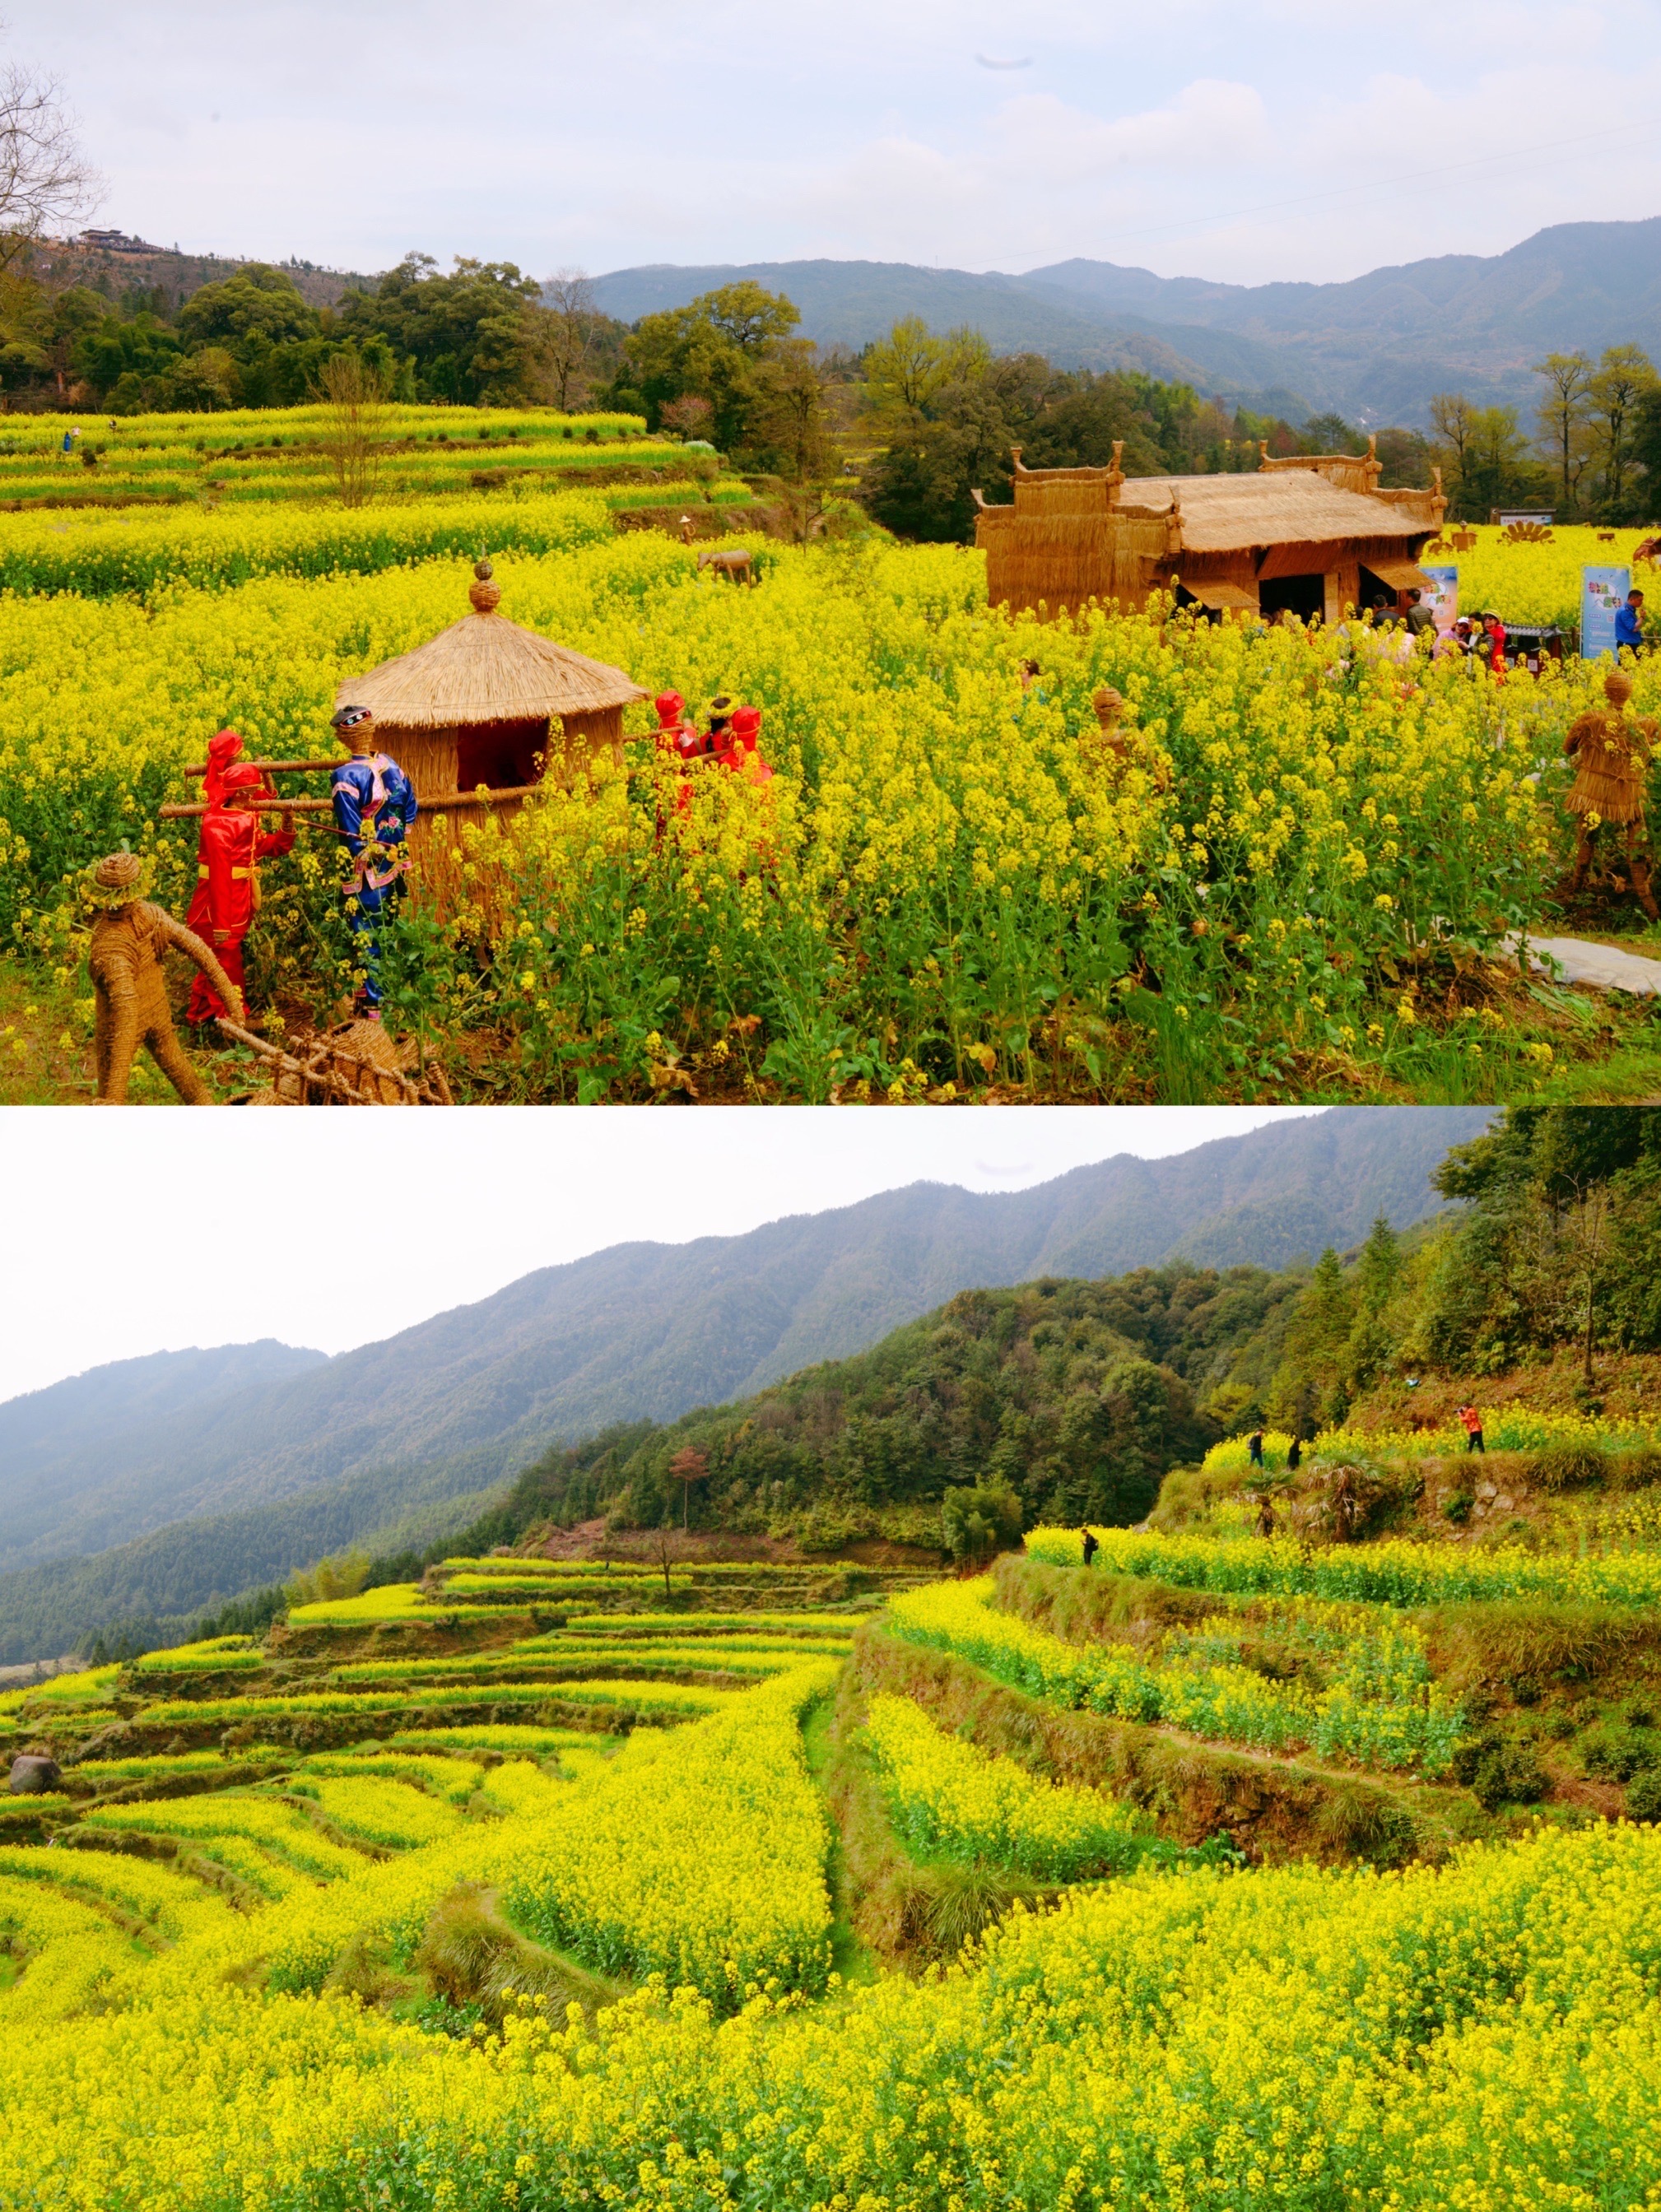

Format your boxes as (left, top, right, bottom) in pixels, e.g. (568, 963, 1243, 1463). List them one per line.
(336, 564, 648, 729)
(1122, 472, 1426, 555)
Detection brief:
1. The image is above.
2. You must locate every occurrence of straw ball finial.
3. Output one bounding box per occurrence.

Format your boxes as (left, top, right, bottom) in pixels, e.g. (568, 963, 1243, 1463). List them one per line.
(469, 554, 501, 615)
(1607, 668, 1636, 704)
(1091, 685, 1124, 727)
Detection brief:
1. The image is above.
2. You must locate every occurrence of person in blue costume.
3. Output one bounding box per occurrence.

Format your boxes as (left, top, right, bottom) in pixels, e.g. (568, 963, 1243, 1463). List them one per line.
(329, 703, 417, 1017)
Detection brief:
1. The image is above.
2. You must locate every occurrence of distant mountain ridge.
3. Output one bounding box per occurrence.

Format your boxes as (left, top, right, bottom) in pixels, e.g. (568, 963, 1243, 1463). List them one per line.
(0, 1107, 1489, 1658)
(589, 218, 1661, 427)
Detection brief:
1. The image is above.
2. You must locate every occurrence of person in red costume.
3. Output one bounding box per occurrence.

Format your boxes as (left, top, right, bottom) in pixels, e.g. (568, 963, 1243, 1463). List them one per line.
(201, 727, 246, 806)
(184, 760, 295, 1022)
(727, 704, 774, 784)
(653, 690, 701, 764)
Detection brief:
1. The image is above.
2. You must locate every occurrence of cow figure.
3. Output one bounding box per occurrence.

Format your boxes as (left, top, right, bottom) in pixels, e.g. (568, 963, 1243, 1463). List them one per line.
(697, 547, 753, 586)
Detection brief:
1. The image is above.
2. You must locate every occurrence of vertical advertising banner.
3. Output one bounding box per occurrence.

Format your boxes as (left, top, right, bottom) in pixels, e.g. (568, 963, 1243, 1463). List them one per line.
(1582, 566, 1631, 658)
(1421, 565, 1459, 631)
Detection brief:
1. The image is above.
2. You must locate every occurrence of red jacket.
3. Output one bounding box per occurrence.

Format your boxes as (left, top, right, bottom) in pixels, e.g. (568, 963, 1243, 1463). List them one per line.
(185, 803, 295, 946)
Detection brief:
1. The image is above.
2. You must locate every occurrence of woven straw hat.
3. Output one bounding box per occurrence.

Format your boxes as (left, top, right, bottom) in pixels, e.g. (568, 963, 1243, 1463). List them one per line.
(86, 851, 147, 908)
(1091, 685, 1124, 718)
(1606, 669, 1636, 704)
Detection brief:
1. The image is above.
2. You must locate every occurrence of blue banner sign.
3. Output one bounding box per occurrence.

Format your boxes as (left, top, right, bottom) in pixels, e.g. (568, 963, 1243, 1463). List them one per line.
(1582, 566, 1631, 659)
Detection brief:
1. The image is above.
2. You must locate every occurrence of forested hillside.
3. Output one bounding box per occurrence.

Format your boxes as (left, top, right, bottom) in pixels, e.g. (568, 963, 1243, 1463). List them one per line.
(454, 1108, 1661, 1563)
(0, 1109, 1482, 1662)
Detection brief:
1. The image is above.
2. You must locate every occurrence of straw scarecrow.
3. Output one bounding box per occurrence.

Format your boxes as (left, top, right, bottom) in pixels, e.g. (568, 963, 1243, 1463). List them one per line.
(85, 853, 244, 1103)
(330, 704, 418, 1017)
(1088, 685, 1171, 791)
(184, 751, 295, 1023)
(1564, 669, 1659, 918)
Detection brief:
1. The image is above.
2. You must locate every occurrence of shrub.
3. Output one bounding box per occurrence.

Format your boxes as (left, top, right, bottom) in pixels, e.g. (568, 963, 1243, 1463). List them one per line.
(941, 1484, 1023, 1565)
(1581, 1726, 1659, 1784)
(1527, 1444, 1607, 1493)
(1443, 1486, 1475, 1525)
(1614, 1448, 1661, 1491)
(1452, 1732, 1550, 1810)
(1627, 1769, 1661, 1822)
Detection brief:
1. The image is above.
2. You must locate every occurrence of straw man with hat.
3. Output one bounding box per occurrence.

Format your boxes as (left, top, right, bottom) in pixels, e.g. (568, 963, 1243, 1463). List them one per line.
(85, 852, 244, 1103)
(329, 703, 418, 1017)
(1087, 685, 1171, 792)
(183, 738, 295, 1025)
(1564, 668, 1659, 918)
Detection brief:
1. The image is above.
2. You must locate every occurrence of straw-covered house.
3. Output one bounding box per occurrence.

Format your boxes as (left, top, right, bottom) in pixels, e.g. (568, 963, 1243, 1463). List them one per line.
(336, 560, 648, 912)
(973, 439, 1447, 624)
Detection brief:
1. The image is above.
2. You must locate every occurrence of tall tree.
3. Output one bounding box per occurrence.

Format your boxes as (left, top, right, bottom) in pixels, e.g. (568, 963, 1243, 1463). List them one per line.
(1533, 351, 1594, 515)
(542, 267, 598, 411)
(1587, 344, 1659, 521)
(624, 281, 800, 449)
(0, 55, 101, 268)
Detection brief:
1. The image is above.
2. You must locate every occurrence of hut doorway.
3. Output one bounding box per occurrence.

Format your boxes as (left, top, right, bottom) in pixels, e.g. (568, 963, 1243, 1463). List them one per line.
(454, 718, 549, 793)
(1259, 574, 1325, 624)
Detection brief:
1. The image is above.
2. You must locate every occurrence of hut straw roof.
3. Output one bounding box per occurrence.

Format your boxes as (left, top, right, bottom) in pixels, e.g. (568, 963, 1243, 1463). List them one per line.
(1120, 472, 1426, 556)
(336, 564, 649, 728)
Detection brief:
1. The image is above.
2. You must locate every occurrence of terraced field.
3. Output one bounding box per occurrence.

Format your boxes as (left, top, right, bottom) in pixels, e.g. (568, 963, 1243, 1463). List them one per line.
(1, 1532, 1659, 2205)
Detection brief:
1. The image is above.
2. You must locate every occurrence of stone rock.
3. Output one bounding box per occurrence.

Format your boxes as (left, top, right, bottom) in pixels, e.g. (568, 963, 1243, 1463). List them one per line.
(1477, 1483, 1498, 1502)
(1494, 1494, 1515, 1513)
(8, 1753, 61, 1795)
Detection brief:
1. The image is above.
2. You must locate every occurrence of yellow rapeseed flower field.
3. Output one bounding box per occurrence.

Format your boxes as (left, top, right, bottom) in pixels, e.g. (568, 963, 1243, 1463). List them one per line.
(7, 513, 1654, 1099)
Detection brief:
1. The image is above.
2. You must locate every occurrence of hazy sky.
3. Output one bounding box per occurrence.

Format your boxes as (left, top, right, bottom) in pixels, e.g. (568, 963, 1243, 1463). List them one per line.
(0, 1106, 1316, 1401)
(15, 1, 1660, 287)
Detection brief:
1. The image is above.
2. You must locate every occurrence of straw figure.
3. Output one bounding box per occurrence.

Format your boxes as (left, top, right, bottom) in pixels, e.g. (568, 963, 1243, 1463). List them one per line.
(330, 704, 418, 1018)
(1564, 669, 1659, 918)
(85, 853, 244, 1104)
(184, 754, 295, 1024)
(1086, 685, 1171, 791)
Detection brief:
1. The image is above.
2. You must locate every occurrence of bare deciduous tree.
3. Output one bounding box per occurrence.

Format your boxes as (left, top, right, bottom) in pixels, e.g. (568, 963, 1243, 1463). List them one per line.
(544, 266, 597, 411)
(315, 352, 389, 508)
(0, 57, 102, 269)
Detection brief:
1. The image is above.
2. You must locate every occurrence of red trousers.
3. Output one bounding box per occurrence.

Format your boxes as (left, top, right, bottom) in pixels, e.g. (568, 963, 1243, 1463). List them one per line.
(187, 934, 245, 1023)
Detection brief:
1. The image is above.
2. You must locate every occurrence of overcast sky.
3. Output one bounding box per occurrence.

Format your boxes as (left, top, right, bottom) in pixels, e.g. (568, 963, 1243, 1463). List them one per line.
(0, 1106, 1317, 1402)
(15, 1, 1659, 288)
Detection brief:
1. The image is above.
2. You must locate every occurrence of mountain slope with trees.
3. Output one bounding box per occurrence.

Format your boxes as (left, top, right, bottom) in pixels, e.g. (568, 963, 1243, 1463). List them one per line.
(0, 1109, 1486, 1659)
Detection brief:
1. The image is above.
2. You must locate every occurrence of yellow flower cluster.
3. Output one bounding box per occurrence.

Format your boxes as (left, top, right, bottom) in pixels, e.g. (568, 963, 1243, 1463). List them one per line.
(499, 1660, 837, 2000)
(293, 1773, 465, 1850)
(1445, 523, 1657, 634)
(1203, 1406, 1659, 1475)
(1026, 1522, 1661, 1606)
(889, 1573, 1461, 1771)
(298, 1751, 487, 1806)
(81, 1792, 370, 1883)
(863, 1689, 1141, 1877)
(8, 510, 1633, 1095)
(1, 1821, 1659, 2207)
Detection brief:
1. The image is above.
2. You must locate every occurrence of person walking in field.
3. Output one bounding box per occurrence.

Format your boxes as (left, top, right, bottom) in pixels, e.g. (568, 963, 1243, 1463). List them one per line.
(184, 753, 294, 1025)
(1459, 1403, 1485, 1454)
(1616, 588, 1646, 658)
(1080, 1527, 1099, 1568)
(1248, 1429, 1265, 1470)
(1286, 1436, 1302, 1472)
(1403, 588, 1435, 641)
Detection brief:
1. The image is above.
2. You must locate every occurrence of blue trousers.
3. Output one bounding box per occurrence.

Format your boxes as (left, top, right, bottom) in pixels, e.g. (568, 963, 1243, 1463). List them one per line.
(342, 879, 397, 1007)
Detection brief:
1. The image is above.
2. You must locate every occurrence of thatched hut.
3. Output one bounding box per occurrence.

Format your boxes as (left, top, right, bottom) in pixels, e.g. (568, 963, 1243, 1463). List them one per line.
(974, 438, 1446, 624)
(336, 560, 648, 913)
